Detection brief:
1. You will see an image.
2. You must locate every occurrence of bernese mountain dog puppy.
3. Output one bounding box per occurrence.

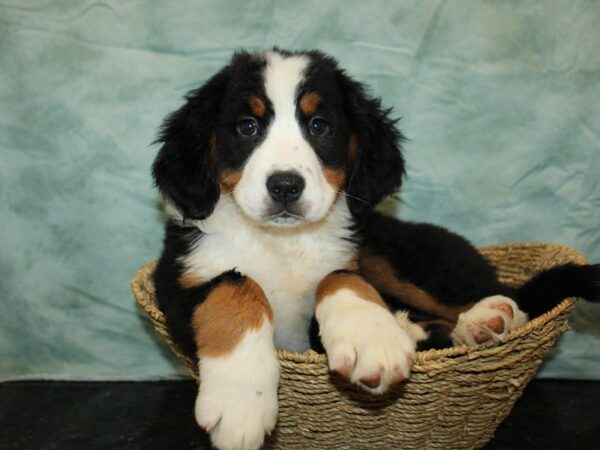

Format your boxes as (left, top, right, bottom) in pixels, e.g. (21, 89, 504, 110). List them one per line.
(152, 49, 600, 450)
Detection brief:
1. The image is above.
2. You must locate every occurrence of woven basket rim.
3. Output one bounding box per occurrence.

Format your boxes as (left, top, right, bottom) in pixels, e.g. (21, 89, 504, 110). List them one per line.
(130, 241, 586, 449)
(131, 241, 586, 368)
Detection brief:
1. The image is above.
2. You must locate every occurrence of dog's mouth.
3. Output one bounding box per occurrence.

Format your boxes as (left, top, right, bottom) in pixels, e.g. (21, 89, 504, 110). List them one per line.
(263, 205, 305, 226)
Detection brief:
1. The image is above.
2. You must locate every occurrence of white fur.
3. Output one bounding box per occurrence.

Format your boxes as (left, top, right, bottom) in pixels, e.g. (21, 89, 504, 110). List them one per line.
(181, 195, 356, 351)
(451, 295, 528, 346)
(316, 289, 416, 394)
(394, 310, 429, 343)
(195, 320, 279, 450)
(234, 51, 338, 225)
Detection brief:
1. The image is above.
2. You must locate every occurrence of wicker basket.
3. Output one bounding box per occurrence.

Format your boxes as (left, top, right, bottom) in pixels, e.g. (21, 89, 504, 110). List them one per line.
(131, 243, 586, 450)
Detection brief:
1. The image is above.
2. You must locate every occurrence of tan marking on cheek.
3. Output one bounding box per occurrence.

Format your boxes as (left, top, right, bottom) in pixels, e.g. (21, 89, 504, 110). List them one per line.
(323, 168, 346, 191)
(248, 96, 266, 118)
(359, 253, 472, 323)
(315, 272, 387, 309)
(179, 273, 206, 289)
(192, 277, 273, 358)
(348, 134, 358, 162)
(220, 170, 243, 192)
(300, 91, 320, 116)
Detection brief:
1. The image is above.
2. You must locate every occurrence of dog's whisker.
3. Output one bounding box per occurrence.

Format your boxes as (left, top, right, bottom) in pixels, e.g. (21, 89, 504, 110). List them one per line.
(337, 190, 369, 204)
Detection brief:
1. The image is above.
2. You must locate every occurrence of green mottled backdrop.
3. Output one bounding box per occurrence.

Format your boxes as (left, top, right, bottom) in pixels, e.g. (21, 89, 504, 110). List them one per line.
(1, 0, 599, 381)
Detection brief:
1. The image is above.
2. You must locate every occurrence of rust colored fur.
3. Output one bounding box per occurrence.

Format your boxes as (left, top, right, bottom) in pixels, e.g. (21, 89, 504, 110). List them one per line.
(299, 91, 320, 116)
(248, 95, 266, 118)
(360, 254, 471, 322)
(192, 277, 273, 358)
(209, 132, 217, 162)
(323, 168, 346, 192)
(220, 170, 243, 192)
(316, 271, 387, 309)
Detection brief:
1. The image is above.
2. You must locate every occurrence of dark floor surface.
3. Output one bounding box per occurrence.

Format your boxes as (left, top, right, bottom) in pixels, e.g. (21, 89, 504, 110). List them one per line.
(1, 380, 599, 450)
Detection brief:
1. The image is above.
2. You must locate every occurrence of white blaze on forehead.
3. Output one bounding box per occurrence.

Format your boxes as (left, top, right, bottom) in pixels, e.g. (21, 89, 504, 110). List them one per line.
(231, 51, 338, 224)
(263, 52, 309, 119)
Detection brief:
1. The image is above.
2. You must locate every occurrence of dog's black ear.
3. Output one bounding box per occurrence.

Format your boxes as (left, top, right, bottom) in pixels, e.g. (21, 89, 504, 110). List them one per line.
(338, 72, 406, 218)
(152, 68, 230, 220)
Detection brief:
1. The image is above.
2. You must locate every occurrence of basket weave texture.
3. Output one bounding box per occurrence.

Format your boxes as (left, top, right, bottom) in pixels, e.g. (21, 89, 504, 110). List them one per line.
(131, 243, 586, 450)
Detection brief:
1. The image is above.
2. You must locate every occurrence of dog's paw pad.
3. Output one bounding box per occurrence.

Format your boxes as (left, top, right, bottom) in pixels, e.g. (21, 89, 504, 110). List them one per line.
(360, 374, 382, 389)
(467, 315, 505, 344)
(491, 302, 515, 318)
(452, 295, 528, 346)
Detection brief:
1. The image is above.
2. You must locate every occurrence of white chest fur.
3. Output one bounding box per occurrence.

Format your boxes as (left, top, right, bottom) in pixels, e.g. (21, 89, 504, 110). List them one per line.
(179, 196, 356, 352)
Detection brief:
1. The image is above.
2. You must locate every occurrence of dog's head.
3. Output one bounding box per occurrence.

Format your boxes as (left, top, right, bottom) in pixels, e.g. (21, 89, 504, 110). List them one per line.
(153, 49, 405, 227)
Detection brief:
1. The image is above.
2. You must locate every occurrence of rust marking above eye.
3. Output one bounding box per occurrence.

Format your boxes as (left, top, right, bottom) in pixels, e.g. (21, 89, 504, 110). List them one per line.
(248, 96, 266, 118)
(299, 91, 320, 116)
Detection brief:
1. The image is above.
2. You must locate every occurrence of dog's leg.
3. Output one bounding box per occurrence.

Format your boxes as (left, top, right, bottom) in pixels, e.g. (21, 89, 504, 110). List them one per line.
(191, 271, 279, 450)
(450, 295, 528, 346)
(315, 270, 416, 394)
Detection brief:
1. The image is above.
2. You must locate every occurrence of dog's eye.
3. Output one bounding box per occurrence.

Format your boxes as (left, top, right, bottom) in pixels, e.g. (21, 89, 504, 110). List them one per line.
(237, 118, 258, 137)
(309, 117, 329, 136)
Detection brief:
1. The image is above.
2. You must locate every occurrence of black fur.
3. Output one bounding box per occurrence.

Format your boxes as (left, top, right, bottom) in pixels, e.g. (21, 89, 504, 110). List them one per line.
(515, 263, 600, 318)
(153, 223, 203, 357)
(361, 212, 512, 308)
(337, 72, 406, 218)
(297, 50, 406, 217)
(361, 213, 600, 347)
(152, 52, 268, 220)
(153, 70, 228, 220)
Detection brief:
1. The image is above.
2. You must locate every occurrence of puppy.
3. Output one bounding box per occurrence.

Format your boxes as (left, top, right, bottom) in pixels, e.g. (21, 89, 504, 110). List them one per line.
(151, 49, 600, 450)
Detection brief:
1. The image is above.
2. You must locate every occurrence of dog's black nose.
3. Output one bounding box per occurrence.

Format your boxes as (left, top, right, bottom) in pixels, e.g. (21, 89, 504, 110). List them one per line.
(266, 171, 305, 204)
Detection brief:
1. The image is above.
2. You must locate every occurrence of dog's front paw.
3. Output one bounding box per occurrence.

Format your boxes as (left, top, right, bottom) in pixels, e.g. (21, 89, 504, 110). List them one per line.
(316, 290, 416, 394)
(196, 384, 277, 450)
(451, 295, 528, 346)
(195, 326, 279, 450)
